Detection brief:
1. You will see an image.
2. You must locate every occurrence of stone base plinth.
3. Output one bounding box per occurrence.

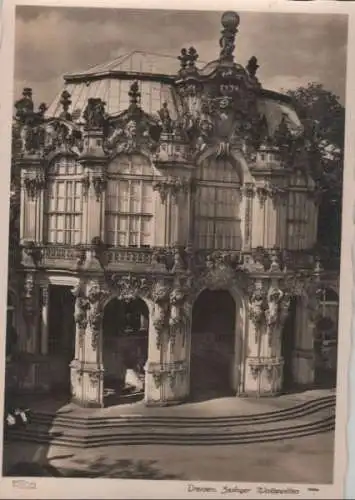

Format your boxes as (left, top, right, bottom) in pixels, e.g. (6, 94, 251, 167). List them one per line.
(244, 357, 284, 396)
(292, 349, 315, 386)
(144, 361, 189, 406)
(70, 360, 104, 408)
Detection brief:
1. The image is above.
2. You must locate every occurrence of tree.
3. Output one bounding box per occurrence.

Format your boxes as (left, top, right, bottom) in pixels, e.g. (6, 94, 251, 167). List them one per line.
(285, 83, 345, 256)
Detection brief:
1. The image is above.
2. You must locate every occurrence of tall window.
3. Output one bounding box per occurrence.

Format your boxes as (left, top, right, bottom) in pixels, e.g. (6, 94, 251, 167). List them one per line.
(105, 155, 154, 247)
(287, 191, 309, 250)
(194, 157, 241, 250)
(46, 157, 83, 245)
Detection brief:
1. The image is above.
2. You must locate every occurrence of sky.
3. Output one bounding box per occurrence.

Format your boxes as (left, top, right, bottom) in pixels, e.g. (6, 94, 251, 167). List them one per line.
(14, 6, 348, 108)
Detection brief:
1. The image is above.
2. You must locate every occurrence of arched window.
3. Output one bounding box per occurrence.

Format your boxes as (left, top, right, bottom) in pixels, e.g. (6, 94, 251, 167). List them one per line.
(45, 157, 83, 245)
(194, 157, 242, 250)
(105, 154, 154, 247)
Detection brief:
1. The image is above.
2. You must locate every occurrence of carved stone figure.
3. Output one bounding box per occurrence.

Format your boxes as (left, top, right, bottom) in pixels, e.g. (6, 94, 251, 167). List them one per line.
(83, 98, 106, 129)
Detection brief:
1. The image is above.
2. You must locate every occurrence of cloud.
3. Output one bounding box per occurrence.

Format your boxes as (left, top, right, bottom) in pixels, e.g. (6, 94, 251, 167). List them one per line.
(14, 7, 348, 107)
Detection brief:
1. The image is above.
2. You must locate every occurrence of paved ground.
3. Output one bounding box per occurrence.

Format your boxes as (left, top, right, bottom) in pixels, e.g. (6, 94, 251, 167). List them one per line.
(3, 430, 334, 484)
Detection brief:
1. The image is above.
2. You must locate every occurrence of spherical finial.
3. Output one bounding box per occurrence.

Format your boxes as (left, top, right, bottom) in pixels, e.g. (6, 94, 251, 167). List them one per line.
(221, 11, 240, 30)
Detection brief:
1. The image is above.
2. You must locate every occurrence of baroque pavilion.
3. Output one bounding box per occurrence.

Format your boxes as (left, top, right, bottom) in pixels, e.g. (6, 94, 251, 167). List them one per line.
(7, 11, 339, 408)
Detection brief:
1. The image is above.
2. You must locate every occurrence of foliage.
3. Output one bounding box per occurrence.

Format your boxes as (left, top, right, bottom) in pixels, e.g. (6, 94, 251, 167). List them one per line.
(285, 83, 345, 252)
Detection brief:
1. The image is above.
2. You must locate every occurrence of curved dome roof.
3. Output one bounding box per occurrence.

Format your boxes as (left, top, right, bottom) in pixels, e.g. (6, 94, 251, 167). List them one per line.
(46, 50, 302, 137)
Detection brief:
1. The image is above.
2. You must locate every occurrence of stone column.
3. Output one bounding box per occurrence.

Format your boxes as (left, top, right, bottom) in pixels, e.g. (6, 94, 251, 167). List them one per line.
(70, 279, 107, 407)
(244, 276, 290, 396)
(144, 280, 171, 406)
(40, 284, 49, 355)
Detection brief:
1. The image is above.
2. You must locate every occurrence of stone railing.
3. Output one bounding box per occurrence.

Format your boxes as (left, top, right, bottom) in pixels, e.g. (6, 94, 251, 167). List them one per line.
(41, 245, 78, 268)
(17, 243, 340, 273)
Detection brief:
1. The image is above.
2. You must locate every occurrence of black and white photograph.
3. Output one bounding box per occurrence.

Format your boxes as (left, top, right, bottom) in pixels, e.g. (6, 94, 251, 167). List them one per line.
(0, 1, 352, 498)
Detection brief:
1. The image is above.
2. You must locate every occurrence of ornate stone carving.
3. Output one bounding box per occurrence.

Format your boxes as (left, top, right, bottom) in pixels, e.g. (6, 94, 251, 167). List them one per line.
(23, 272, 36, 324)
(86, 281, 109, 350)
(59, 90, 72, 121)
(248, 280, 267, 333)
(219, 11, 240, 62)
(110, 274, 151, 302)
(43, 120, 83, 155)
(83, 98, 107, 130)
(151, 281, 171, 348)
(152, 177, 190, 203)
(23, 172, 46, 201)
(81, 173, 91, 198)
(241, 183, 256, 199)
(20, 239, 41, 268)
(14, 88, 46, 156)
(178, 47, 199, 75)
(104, 81, 161, 156)
(92, 174, 107, 202)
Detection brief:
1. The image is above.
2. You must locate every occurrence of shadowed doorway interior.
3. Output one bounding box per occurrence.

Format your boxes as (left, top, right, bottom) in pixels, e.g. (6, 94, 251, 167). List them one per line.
(102, 297, 149, 406)
(190, 289, 236, 401)
(47, 285, 75, 397)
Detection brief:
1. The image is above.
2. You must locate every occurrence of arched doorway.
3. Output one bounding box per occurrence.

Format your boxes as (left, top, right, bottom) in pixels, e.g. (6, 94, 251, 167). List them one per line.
(314, 288, 338, 388)
(102, 297, 149, 406)
(190, 289, 236, 400)
(281, 296, 298, 391)
(47, 285, 75, 396)
(6, 291, 17, 361)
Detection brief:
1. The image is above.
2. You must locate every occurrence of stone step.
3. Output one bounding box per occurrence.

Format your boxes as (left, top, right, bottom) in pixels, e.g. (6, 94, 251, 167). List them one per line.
(6, 416, 334, 448)
(30, 395, 335, 429)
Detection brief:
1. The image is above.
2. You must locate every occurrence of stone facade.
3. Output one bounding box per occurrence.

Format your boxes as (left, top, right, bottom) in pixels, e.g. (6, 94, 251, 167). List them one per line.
(7, 11, 339, 407)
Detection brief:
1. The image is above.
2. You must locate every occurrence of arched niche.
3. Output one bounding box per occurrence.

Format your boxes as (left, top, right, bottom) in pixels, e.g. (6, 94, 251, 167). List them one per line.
(101, 294, 150, 406)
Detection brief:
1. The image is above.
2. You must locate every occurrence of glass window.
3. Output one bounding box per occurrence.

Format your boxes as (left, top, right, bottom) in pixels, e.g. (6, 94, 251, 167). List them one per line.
(45, 157, 83, 245)
(194, 158, 241, 250)
(105, 155, 154, 247)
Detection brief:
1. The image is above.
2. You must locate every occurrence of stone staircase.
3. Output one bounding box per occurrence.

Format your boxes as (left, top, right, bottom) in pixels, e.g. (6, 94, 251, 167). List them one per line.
(5, 394, 335, 448)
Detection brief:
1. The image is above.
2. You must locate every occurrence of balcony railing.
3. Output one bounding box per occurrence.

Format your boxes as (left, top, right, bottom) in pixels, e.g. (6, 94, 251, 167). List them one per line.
(13, 243, 341, 273)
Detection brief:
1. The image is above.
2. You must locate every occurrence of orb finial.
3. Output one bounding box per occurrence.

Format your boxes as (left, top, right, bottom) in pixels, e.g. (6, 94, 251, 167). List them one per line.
(219, 11, 240, 62)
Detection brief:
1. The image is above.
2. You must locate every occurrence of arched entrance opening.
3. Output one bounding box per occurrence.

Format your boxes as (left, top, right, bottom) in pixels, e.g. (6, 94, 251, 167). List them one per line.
(314, 288, 338, 388)
(47, 285, 75, 396)
(190, 289, 236, 400)
(6, 291, 17, 361)
(281, 296, 298, 391)
(102, 297, 149, 406)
